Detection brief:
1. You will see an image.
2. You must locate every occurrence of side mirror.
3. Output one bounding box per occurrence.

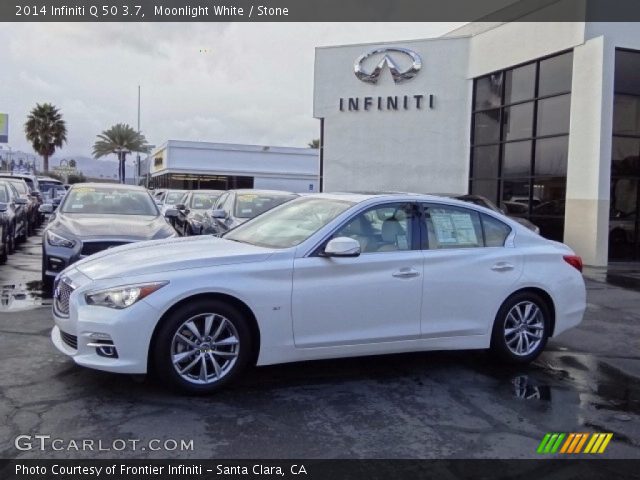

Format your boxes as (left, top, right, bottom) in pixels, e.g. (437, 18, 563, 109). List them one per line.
(14, 197, 28, 205)
(323, 237, 361, 257)
(164, 208, 179, 218)
(211, 209, 227, 219)
(175, 203, 186, 210)
(39, 204, 54, 214)
(0, 203, 7, 213)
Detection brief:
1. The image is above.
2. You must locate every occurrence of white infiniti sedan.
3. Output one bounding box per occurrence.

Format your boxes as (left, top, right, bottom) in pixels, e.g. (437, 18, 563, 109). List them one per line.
(50, 193, 586, 394)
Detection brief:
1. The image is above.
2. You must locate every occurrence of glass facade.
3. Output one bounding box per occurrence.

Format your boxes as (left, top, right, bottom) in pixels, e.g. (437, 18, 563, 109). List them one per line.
(148, 173, 254, 190)
(610, 49, 640, 261)
(470, 51, 573, 241)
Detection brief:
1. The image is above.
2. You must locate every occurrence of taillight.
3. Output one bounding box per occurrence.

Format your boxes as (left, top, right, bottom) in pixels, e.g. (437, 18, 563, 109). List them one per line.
(563, 255, 583, 272)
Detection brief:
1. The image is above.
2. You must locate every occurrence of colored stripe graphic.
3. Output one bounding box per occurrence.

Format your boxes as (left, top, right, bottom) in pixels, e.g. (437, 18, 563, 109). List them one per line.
(538, 433, 613, 454)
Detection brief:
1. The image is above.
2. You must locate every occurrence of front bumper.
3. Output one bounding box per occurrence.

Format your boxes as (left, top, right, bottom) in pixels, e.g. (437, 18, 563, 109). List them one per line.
(51, 291, 161, 374)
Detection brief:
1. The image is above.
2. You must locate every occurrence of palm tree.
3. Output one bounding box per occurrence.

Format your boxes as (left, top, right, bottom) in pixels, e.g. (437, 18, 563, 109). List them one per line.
(24, 103, 67, 173)
(92, 123, 149, 184)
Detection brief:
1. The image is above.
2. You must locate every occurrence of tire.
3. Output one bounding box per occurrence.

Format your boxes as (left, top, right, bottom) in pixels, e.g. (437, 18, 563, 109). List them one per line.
(8, 223, 16, 254)
(153, 299, 253, 394)
(490, 291, 550, 364)
(0, 234, 7, 264)
(41, 253, 54, 295)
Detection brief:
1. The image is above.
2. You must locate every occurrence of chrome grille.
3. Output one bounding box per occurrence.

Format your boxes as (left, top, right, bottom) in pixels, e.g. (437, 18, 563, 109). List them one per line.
(54, 278, 74, 317)
(60, 330, 78, 350)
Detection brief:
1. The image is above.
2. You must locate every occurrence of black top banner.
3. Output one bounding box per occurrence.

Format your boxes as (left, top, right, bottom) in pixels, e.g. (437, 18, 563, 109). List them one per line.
(4, 0, 640, 22)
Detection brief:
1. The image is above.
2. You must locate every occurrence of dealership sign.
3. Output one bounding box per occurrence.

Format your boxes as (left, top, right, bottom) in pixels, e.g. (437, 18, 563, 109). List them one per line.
(0, 113, 7, 143)
(341, 48, 433, 112)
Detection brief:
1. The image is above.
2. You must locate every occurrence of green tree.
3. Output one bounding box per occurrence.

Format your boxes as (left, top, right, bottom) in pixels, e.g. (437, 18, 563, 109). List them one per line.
(67, 172, 86, 184)
(92, 123, 149, 184)
(68, 158, 77, 169)
(308, 139, 320, 149)
(24, 103, 68, 173)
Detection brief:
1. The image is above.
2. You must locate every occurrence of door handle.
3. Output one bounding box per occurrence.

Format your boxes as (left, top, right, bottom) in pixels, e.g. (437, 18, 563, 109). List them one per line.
(491, 262, 514, 272)
(392, 268, 420, 278)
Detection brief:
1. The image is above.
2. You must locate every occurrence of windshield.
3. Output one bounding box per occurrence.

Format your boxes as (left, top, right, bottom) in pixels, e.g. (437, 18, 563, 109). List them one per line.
(7, 180, 28, 195)
(190, 192, 220, 210)
(225, 197, 354, 249)
(234, 193, 297, 219)
(165, 191, 184, 205)
(61, 187, 158, 215)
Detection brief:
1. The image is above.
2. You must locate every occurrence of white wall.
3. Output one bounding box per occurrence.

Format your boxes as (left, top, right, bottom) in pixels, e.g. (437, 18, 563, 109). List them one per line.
(254, 177, 318, 193)
(315, 37, 471, 194)
(468, 21, 585, 77)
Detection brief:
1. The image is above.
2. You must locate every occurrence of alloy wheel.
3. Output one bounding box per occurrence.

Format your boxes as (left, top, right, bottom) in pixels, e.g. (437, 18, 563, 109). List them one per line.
(503, 301, 545, 356)
(170, 313, 240, 385)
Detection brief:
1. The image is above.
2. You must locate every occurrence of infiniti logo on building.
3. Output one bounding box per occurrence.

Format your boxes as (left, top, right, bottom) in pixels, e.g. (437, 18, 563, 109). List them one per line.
(354, 47, 422, 84)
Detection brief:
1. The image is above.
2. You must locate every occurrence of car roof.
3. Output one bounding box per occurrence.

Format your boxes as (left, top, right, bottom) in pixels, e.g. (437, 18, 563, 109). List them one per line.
(230, 189, 298, 195)
(69, 182, 148, 191)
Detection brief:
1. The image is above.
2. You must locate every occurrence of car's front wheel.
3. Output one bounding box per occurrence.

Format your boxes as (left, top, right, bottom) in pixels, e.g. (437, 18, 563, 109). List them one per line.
(490, 291, 550, 364)
(153, 299, 253, 394)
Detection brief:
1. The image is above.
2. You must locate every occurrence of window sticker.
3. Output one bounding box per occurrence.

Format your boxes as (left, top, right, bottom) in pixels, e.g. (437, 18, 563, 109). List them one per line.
(241, 208, 252, 214)
(431, 212, 478, 245)
(71, 204, 84, 209)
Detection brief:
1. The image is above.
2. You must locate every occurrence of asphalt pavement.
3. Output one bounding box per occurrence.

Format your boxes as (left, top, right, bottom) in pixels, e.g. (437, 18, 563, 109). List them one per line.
(0, 231, 638, 459)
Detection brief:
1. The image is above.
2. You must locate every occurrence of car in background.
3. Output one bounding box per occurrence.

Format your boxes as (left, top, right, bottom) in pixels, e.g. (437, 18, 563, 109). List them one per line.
(0, 180, 29, 254)
(171, 190, 224, 236)
(49, 193, 586, 394)
(154, 189, 186, 216)
(38, 176, 64, 202)
(0, 177, 39, 235)
(40, 183, 177, 291)
(439, 194, 540, 235)
(205, 189, 298, 236)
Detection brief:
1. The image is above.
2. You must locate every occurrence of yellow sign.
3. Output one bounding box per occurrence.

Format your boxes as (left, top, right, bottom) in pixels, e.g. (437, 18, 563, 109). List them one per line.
(0, 114, 8, 143)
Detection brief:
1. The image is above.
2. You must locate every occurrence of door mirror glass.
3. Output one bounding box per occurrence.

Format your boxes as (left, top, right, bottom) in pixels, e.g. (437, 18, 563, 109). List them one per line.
(39, 203, 54, 214)
(164, 208, 179, 218)
(324, 237, 361, 257)
(175, 203, 186, 210)
(211, 208, 227, 219)
(15, 197, 28, 205)
(0, 203, 7, 213)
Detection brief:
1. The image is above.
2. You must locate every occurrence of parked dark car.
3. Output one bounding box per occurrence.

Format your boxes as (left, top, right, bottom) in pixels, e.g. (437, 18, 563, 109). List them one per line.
(439, 194, 541, 234)
(0, 176, 40, 234)
(203, 189, 298, 236)
(40, 183, 178, 291)
(0, 180, 29, 255)
(171, 190, 223, 236)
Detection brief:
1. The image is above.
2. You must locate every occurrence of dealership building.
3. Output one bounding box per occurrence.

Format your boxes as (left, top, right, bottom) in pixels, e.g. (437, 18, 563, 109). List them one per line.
(314, 19, 640, 266)
(145, 140, 319, 193)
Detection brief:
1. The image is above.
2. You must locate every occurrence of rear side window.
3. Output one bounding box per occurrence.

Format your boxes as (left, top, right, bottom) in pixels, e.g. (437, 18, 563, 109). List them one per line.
(422, 204, 483, 249)
(481, 214, 512, 247)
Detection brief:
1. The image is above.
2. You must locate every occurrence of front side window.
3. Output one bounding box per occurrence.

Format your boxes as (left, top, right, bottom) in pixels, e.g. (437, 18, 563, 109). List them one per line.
(333, 203, 414, 253)
(0, 185, 8, 203)
(422, 204, 483, 249)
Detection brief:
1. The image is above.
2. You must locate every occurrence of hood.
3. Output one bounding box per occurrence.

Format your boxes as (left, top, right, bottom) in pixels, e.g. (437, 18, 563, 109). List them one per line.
(51, 213, 174, 240)
(72, 235, 274, 280)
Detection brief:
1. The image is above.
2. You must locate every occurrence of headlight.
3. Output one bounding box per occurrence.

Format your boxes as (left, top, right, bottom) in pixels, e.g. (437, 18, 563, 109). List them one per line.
(47, 230, 76, 248)
(85, 281, 168, 309)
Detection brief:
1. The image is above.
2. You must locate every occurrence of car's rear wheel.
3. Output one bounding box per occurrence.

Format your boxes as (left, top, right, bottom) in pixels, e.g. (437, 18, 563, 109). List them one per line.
(153, 299, 253, 394)
(490, 292, 550, 364)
